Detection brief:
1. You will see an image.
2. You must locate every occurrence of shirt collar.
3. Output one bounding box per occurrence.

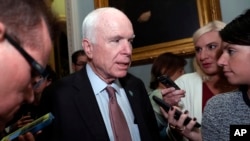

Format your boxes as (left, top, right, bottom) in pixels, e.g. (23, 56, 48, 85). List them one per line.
(86, 64, 122, 95)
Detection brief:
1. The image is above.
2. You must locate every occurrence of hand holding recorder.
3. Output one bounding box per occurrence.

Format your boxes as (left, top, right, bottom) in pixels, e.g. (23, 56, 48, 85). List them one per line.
(158, 75, 185, 106)
(156, 75, 200, 128)
(153, 96, 201, 128)
(157, 75, 180, 90)
(157, 75, 201, 140)
(1, 113, 54, 141)
(165, 103, 202, 141)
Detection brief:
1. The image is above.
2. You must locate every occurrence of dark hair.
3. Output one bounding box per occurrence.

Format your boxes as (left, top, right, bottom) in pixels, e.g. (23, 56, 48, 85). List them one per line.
(71, 50, 86, 64)
(220, 9, 250, 46)
(0, 0, 58, 48)
(46, 65, 58, 82)
(150, 52, 187, 89)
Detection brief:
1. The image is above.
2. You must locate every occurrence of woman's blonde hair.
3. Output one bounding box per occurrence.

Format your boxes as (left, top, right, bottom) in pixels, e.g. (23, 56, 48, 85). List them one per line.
(193, 20, 226, 44)
(192, 20, 226, 81)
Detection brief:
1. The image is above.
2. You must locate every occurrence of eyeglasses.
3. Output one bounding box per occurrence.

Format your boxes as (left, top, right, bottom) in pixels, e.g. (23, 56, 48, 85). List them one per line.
(33, 75, 49, 90)
(4, 34, 49, 89)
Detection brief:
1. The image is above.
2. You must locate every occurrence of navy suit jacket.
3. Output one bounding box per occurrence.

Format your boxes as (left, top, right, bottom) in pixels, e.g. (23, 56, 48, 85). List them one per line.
(40, 66, 160, 141)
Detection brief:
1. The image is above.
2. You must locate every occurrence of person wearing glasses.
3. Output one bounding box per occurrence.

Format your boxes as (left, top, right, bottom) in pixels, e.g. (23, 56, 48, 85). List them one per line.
(4, 65, 58, 136)
(71, 49, 87, 72)
(0, 0, 56, 140)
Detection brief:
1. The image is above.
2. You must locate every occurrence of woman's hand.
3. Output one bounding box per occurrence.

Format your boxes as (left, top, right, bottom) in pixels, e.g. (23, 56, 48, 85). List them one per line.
(16, 115, 34, 128)
(18, 132, 36, 141)
(161, 107, 202, 141)
(161, 87, 185, 106)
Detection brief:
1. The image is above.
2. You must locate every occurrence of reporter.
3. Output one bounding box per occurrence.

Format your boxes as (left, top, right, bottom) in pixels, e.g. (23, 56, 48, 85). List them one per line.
(148, 52, 186, 140)
(71, 50, 87, 72)
(202, 9, 250, 141)
(160, 20, 237, 141)
(6, 65, 58, 134)
(0, 0, 57, 140)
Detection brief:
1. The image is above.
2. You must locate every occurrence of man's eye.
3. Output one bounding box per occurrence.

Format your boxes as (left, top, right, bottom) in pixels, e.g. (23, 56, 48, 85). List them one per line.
(111, 38, 121, 43)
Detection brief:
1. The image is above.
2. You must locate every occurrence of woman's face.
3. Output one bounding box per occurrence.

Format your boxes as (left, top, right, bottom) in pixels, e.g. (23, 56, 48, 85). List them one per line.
(194, 31, 222, 76)
(218, 43, 250, 85)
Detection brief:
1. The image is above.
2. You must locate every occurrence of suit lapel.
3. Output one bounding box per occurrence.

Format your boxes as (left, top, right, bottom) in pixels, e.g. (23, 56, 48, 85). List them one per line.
(119, 75, 146, 126)
(70, 70, 148, 139)
(72, 68, 109, 139)
(119, 74, 157, 140)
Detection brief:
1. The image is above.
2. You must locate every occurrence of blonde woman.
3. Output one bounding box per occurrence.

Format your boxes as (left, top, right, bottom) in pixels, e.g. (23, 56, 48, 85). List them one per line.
(162, 20, 237, 141)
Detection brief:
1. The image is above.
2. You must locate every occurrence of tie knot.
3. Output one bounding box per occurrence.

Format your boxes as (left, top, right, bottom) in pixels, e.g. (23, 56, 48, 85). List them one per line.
(106, 86, 116, 98)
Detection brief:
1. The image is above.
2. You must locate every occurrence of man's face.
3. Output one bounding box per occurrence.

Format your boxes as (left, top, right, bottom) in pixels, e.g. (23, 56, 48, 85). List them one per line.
(73, 55, 87, 72)
(0, 19, 52, 129)
(84, 11, 134, 83)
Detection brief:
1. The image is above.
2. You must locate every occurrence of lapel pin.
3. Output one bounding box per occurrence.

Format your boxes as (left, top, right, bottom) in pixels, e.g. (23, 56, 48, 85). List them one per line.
(129, 90, 133, 97)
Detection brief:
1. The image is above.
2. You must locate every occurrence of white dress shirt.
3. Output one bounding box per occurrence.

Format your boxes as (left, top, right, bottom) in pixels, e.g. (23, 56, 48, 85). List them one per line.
(86, 64, 141, 141)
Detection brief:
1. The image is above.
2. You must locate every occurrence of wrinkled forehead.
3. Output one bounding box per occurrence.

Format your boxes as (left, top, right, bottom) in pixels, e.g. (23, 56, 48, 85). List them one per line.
(95, 13, 133, 37)
(99, 9, 132, 26)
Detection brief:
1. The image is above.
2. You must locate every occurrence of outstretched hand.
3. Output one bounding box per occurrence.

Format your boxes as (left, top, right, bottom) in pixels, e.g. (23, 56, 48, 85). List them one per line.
(161, 107, 202, 141)
(161, 87, 185, 106)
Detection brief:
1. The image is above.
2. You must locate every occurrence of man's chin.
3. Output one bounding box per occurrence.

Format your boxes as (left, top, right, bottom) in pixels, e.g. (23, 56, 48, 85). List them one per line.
(116, 71, 128, 78)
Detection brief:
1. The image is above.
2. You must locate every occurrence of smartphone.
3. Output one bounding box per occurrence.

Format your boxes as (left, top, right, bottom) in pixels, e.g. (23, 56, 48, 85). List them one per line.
(1, 112, 54, 141)
(157, 75, 180, 90)
(152, 96, 201, 128)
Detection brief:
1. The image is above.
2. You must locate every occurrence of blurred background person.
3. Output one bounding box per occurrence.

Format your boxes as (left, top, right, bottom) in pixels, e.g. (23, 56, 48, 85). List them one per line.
(71, 49, 87, 72)
(148, 52, 186, 140)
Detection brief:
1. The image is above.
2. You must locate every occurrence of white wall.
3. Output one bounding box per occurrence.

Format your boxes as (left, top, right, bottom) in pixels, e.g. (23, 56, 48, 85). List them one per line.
(220, 0, 250, 24)
(65, 0, 94, 72)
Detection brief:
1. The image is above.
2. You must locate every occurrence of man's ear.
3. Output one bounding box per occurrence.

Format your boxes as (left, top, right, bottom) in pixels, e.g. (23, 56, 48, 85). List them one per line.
(0, 22, 6, 41)
(82, 39, 93, 59)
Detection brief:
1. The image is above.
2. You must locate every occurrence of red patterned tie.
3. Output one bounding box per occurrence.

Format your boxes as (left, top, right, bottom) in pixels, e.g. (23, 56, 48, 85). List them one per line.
(106, 86, 132, 141)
